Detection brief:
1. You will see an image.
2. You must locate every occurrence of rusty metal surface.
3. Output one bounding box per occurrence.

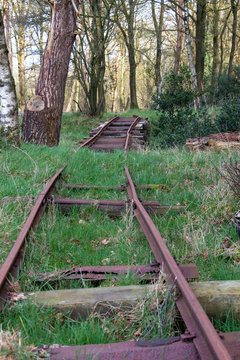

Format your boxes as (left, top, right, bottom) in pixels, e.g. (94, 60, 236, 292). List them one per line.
(43, 332, 240, 360)
(79, 116, 148, 151)
(124, 116, 141, 151)
(125, 167, 232, 360)
(52, 198, 183, 217)
(43, 338, 199, 360)
(35, 263, 198, 282)
(77, 115, 119, 150)
(0, 167, 64, 308)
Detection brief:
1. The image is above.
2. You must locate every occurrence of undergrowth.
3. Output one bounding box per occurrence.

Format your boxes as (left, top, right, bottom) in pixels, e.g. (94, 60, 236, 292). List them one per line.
(1, 110, 240, 350)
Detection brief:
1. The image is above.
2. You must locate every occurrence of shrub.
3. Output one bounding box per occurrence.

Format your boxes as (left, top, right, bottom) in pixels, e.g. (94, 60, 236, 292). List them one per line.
(208, 67, 240, 103)
(215, 98, 240, 133)
(151, 107, 215, 148)
(152, 66, 193, 112)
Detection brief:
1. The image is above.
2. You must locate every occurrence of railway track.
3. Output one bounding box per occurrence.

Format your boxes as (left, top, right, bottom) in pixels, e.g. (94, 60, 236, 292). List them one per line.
(1, 117, 240, 359)
(77, 115, 149, 151)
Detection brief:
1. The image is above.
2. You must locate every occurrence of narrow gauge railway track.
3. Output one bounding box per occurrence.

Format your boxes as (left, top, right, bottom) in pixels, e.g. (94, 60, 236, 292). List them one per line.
(1, 165, 240, 359)
(77, 115, 149, 151)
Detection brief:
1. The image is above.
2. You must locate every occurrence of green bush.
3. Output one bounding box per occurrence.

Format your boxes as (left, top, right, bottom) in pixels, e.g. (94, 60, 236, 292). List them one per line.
(208, 67, 240, 103)
(151, 107, 215, 147)
(152, 66, 193, 112)
(215, 98, 240, 133)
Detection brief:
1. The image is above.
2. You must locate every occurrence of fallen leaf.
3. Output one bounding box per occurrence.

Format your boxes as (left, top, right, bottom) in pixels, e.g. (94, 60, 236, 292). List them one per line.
(134, 327, 142, 336)
(102, 258, 110, 264)
(101, 239, 111, 245)
(10, 292, 26, 303)
(70, 238, 81, 244)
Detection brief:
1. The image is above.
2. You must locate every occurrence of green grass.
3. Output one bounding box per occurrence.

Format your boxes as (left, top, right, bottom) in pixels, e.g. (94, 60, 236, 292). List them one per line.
(1, 110, 240, 350)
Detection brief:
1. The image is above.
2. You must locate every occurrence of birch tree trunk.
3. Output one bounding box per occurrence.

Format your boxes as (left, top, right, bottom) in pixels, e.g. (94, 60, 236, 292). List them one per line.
(151, 0, 165, 94)
(0, 10, 19, 145)
(21, 0, 78, 146)
(183, 0, 200, 109)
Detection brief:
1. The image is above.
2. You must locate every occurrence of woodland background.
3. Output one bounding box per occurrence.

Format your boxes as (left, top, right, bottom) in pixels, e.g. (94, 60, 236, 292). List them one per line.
(0, 0, 240, 146)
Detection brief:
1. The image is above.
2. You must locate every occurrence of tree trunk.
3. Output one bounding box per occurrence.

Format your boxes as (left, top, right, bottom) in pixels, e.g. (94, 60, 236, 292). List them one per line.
(195, 0, 206, 94)
(211, 0, 220, 89)
(128, 44, 138, 109)
(0, 10, 19, 145)
(219, 9, 231, 79)
(183, 0, 201, 109)
(174, 0, 184, 74)
(2, 0, 12, 71)
(17, 39, 26, 113)
(65, 77, 77, 112)
(228, 0, 239, 77)
(128, 4, 138, 109)
(152, 0, 165, 93)
(22, 0, 78, 146)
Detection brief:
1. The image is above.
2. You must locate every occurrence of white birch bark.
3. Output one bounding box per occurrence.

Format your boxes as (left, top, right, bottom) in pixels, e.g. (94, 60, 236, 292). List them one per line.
(183, 0, 200, 110)
(0, 9, 19, 144)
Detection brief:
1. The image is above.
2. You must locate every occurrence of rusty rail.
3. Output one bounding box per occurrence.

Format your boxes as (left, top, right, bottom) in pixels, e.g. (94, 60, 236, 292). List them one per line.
(76, 115, 119, 150)
(125, 167, 232, 360)
(124, 115, 141, 152)
(0, 167, 64, 308)
(0, 136, 237, 359)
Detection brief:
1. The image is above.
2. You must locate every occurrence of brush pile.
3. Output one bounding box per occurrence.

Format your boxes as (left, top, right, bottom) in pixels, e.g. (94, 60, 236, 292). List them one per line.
(186, 131, 240, 151)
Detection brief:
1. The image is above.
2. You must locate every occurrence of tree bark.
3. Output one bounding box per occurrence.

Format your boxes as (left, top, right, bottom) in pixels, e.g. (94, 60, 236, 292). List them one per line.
(183, 0, 200, 109)
(174, 0, 184, 74)
(151, 0, 165, 93)
(17, 38, 26, 113)
(211, 0, 220, 88)
(228, 0, 239, 77)
(65, 77, 77, 112)
(128, 1, 138, 109)
(219, 8, 231, 79)
(115, 0, 139, 109)
(22, 0, 78, 146)
(0, 10, 19, 145)
(195, 0, 206, 94)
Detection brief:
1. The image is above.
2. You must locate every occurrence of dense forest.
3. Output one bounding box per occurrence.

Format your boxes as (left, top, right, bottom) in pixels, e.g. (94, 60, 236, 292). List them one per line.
(0, 0, 239, 145)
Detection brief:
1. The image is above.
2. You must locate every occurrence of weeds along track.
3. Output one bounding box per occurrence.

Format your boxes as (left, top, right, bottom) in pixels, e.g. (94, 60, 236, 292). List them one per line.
(0, 116, 240, 360)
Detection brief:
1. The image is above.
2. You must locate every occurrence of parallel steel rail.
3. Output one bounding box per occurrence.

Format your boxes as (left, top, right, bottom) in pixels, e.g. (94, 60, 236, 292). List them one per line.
(125, 167, 232, 360)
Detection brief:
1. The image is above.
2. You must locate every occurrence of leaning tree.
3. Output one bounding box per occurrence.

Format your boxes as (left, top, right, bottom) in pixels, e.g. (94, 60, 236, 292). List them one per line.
(22, 0, 79, 146)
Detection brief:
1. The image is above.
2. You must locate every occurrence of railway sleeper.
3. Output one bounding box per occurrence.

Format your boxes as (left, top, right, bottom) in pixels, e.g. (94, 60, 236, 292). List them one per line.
(51, 198, 185, 217)
(28, 280, 240, 321)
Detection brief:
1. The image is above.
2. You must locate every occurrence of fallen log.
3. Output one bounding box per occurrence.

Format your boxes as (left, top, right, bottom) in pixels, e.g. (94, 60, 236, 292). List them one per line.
(28, 280, 240, 320)
(186, 131, 240, 151)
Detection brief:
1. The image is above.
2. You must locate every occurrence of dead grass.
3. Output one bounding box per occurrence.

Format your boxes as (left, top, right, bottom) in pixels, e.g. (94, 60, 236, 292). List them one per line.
(91, 274, 177, 341)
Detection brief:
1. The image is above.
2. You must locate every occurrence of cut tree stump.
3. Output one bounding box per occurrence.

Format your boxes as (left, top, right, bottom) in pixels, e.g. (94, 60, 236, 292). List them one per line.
(28, 280, 240, 320)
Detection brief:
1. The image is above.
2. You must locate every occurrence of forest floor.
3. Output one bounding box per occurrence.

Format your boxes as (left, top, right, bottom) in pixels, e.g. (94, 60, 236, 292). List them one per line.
(0, 110, 240, 355)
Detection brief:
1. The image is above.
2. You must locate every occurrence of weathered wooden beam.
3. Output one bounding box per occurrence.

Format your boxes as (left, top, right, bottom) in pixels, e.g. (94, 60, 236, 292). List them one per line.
(28, 280, 240, 320)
